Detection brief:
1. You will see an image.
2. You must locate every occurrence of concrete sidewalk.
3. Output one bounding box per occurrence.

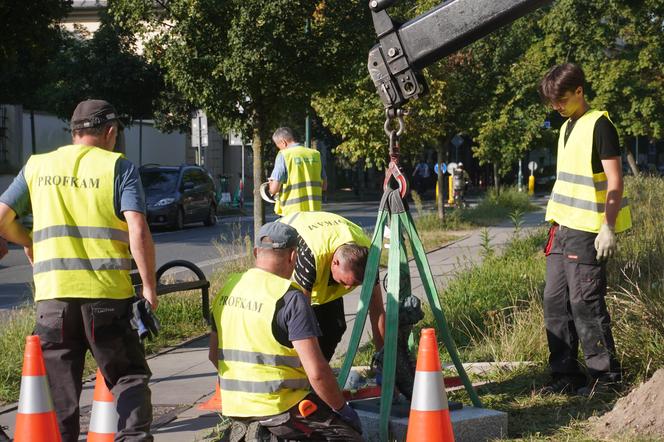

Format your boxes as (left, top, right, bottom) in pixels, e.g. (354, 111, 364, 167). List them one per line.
(0, 209, 546, 441)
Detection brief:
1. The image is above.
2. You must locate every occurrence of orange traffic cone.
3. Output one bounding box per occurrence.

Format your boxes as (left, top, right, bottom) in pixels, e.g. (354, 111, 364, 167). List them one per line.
(14, 335, 61, 442)
(87, 369, 118, 441)
(197, 377, 222, 411)
(406, 328, 455, 442)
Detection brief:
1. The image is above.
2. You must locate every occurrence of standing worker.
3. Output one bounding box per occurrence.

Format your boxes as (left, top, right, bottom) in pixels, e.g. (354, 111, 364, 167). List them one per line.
(268, 127, 327, 216)
(280, 211, 386, 361)
(0, 99, 156, 440)
(538, 63, 631, 396)
(208, 222, 363, 441)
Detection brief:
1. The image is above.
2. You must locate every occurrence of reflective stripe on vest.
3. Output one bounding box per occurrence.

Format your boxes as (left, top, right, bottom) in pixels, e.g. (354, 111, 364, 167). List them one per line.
(219, 349, 303, 368)
(212, 269, 309, 417)
(275, 146, 323, 216)
(280, 211, 371, 305)
(220, 377, 310, 394)
(33, 258, 132, 275)
(33, 225, 129, 243)
(545, 111, 631, 233)
(24, 145, 133, 301)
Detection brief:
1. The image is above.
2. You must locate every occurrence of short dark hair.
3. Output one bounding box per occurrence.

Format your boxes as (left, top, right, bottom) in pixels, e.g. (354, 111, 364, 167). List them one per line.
(538, 63, 586, 104)
(337, 243, 369, 281)
(72, 121, 116, 138)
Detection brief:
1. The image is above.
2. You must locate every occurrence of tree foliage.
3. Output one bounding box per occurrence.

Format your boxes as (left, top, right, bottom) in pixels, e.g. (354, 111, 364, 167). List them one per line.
(38, 13, 164, 122)
(111, 0, 372, 234)
(0, 0, 70, 107)
(316, 0, 664, 180)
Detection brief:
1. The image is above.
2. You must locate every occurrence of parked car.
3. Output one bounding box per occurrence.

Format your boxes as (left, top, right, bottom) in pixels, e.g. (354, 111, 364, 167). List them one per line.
(139, 164, 217, 229)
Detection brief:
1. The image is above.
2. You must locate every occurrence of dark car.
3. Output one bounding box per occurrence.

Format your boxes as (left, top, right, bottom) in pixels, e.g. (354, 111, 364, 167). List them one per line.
(139, 164, 217, 230)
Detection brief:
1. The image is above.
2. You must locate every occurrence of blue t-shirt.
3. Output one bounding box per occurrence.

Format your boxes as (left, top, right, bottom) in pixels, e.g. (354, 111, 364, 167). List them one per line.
(0, 155, 146, 220)
(270, 144, 327, 183)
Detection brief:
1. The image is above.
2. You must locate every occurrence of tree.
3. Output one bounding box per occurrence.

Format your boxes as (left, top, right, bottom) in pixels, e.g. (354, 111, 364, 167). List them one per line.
(111, 0, 372, 237)
(0, 0, 70, 107)
(38, 13, 164, 123)
(474, 0, 664, 180)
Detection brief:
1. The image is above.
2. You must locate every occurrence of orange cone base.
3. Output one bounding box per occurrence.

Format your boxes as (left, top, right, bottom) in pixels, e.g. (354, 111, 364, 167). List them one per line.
(197, 383, 222, 412)
(15, 412, 61, 442)
(197, 395, 222, 411)
(406, 409, 454, 442)
(87, 432, 115, 442)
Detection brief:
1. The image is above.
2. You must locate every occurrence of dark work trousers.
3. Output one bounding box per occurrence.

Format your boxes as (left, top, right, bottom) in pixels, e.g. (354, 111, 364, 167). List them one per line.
(223, 393, 364, 442)
(35, 298, 152, 442)
(543, 225, 621, 383)
(312, 298, 347, 362)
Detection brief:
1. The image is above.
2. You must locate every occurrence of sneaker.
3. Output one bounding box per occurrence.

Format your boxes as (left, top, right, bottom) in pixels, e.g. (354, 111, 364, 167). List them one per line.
(539, 377, 583, 395)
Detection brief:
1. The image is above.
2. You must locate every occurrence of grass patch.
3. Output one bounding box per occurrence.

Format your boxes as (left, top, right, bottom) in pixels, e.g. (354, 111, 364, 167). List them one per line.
(458, 186, 539, 226)
(0, 309, 35, 404)
(429, 228, 548, 350)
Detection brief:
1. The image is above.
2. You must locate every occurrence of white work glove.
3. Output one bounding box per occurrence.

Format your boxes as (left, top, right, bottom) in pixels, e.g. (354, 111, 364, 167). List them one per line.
(594, 223, 617, 261)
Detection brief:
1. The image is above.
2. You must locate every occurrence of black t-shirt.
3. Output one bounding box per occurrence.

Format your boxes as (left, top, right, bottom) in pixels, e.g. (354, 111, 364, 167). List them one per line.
(210, 287, 321, 348)
(294, 237, 317, 292)
(563, 115, 621, 174)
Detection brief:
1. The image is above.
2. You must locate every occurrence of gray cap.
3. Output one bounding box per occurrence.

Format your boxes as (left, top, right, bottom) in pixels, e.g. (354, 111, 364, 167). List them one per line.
(70, 99, 124, 131)
(256, 222, 299, 249)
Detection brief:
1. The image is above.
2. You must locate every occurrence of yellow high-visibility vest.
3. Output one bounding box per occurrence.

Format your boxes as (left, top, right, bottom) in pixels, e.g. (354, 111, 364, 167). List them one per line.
(281, 211, 370, 305)
(545, 110, 631, 233)
(275, 146, 323, 216)
(24, 145, 133, 301)
(212, 268, 310, 417)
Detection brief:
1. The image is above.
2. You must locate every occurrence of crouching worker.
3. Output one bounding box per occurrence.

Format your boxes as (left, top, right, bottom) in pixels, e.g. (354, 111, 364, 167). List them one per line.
(280, 211, 386, 361)
(208, 222, 364, 441)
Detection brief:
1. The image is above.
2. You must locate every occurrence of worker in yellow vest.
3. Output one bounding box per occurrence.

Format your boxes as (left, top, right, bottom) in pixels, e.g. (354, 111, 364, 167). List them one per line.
(538, 63, 631, 397)
(0, 100, 156, 440)
(208, 222, 363, 440)
(280, 211, 386, 361)
(268, 127, 326, 216)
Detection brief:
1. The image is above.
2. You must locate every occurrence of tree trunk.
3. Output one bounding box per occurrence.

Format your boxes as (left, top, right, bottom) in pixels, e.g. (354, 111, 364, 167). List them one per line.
(252, 116, 266, 240)
(492, 162, 500, 193)
(625, 147, 639, 176)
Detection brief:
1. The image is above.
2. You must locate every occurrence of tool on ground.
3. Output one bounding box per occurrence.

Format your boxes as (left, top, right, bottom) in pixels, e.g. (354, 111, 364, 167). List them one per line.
(14, 335, 61, 442)
(298, 399, 318, 417)
(88, 368, 119, 441)
(406, 328, 455, 442)
(130, 297, 160, 341)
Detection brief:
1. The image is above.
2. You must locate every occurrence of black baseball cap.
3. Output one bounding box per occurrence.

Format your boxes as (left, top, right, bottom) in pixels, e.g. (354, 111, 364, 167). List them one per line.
(256, 222, 299, 249)
(70, 99, 124, 131)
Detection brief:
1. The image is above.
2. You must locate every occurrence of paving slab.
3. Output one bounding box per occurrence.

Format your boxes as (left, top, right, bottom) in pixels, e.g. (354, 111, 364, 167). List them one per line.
(354, 405, 508, 442)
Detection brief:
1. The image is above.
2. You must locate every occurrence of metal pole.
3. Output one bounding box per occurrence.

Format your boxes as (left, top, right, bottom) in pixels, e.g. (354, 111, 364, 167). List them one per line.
(30, 110, 36, 155)
(241, 140, 245, 208)
(635, 136, 639, 166)
(518, 158, 523, 192)
(139, 118, 143, 166)
(305, 113, 311, 148)
(197, 115, 203, 165)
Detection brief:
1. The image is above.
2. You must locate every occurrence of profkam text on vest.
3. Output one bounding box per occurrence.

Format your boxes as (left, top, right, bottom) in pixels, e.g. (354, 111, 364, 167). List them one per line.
(37, 175, 101, 189)
(217, 295, 264, 313)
